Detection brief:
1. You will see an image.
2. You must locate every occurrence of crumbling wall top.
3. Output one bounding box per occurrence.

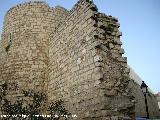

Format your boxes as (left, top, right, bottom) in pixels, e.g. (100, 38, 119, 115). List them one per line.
(55, 6, 69, 12)
(5, 1, 50, 16)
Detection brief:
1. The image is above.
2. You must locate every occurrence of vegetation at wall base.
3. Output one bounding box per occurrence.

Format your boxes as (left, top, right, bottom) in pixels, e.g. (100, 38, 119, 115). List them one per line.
(0, 82, 72, 120)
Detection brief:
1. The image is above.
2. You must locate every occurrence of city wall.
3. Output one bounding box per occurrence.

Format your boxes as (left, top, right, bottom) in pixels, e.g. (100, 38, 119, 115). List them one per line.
(0, 0, 159, 119)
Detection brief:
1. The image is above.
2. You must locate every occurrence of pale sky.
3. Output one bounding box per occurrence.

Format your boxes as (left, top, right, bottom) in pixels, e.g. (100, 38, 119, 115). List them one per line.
(0, 0, 160, 93)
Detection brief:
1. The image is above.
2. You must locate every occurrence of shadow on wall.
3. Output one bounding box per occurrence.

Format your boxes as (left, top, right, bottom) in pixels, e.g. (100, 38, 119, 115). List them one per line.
(129, 80, 160, 119)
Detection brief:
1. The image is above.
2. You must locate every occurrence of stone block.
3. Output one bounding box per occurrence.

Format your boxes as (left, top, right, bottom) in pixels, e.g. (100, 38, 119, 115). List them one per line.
(94, 55, 102, 62)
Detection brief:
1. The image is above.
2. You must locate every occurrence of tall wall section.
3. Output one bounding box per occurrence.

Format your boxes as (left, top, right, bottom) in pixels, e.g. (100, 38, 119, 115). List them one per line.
(48, 0, 134, 119)
(0, 1, 69, 95)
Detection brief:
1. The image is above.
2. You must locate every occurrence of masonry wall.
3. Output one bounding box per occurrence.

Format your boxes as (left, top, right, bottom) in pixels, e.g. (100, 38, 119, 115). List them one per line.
(129, 80, 160, 119)
(157, 93, 160, 110)
(1, 0, 159, 119)
(48, 0, 134, 119)
(0, 1, 69, 95)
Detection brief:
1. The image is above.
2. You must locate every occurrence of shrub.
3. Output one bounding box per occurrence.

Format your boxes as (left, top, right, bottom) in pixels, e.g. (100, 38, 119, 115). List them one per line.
(0, 82, 71, 120)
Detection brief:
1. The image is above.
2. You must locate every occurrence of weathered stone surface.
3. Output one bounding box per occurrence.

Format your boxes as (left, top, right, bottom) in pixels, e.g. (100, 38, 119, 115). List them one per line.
(1, 0, 153, 119)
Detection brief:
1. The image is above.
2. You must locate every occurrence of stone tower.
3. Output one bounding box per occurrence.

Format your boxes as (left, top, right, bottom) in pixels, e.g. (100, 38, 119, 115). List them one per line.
(0, 0, 135, 119)
(0, 1, 68, 93)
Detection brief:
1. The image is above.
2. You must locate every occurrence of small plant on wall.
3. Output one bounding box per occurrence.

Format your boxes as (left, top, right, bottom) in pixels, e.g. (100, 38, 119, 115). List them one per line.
(5, 44, 11, 52)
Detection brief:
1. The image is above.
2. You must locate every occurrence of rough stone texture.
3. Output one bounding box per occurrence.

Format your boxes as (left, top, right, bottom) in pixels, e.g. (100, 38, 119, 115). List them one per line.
(156, 92, 160, 109)
(3, 0, 160, 119)
(0, 1, 69, 96)
(48, 0, 134, 119)
(155, 92, 160, 110)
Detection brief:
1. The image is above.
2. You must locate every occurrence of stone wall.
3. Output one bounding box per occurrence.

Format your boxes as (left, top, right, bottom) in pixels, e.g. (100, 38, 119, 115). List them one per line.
(48, 0, 134, 119)
(129, 80, 160, 119)
(0, 1, 69, 95)
(1, 0, 159, 119)
(156, 93, 160, 110)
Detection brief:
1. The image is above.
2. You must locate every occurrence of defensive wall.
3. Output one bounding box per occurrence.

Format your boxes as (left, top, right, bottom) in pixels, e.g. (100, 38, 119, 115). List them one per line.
(0, 0, 159, 119)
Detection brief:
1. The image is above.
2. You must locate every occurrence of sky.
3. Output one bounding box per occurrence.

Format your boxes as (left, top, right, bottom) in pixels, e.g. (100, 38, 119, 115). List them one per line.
(0, 0, 160, 93)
